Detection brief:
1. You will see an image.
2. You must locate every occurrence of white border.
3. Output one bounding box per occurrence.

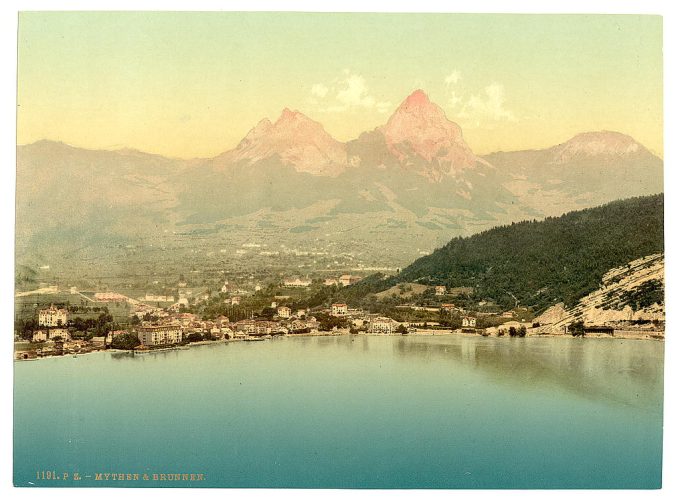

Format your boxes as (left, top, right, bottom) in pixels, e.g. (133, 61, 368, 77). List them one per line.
(1, 2, 678, 504)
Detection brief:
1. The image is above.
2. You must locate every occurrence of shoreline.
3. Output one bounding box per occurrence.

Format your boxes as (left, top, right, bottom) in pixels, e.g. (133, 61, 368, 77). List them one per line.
(14, 329, 664, 362)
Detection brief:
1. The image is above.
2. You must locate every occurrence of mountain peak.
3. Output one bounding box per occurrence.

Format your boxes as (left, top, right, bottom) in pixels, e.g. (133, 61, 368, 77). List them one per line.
(277, 108, 307, 124)
(380, 89, 478, 178)
(217, 110, 347, 176)
(551, 130, 645, 163)
(403, 89, 432, 107)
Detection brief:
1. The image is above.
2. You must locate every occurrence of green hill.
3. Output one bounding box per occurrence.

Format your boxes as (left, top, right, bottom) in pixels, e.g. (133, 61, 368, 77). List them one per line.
(354, 194, 664, 312)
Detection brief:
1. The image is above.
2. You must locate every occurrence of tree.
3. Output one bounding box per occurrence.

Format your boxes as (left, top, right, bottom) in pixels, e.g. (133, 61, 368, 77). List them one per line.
(509, 326, 517, 337)
(110, 333, 141, 350)
(518, 326, 527, 338)
(395, 324, 408, 334)
(569, 320, 585, 338)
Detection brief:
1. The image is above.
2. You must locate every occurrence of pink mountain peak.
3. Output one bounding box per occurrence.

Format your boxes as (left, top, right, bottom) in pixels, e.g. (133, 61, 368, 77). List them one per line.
(403, 89, 432, 107)
(380, 89, 477, 176)
(276, 108, 307, 125)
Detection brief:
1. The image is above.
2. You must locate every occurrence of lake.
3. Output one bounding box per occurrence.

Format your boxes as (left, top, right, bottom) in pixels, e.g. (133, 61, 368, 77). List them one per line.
(13, 334, 664, 488)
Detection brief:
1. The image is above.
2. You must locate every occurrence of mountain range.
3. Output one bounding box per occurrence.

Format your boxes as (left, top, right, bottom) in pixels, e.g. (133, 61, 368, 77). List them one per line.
(16, 89, 664, 275)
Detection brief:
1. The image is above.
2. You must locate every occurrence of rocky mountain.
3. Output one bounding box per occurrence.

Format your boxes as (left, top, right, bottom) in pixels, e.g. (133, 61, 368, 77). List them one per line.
(212, 108, 347, 176)
(485, 130, 663, 215)
(379, 89, 480, 180)
(15, 90, 664, 277)
(533, 253, 664, 332)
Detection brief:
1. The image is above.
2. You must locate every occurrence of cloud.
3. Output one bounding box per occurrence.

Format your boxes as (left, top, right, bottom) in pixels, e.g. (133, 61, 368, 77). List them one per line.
(310, 72, 391, 114)
(459, 83, 517, 123)
(448, 90, 463, 109)
(444, 70, 461, 87)
(336, 74, 376, 109)
(311, 83, 329, 98)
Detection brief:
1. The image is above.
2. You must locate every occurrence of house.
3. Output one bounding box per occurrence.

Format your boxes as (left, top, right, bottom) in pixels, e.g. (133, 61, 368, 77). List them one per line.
(38, 305, 68, 327)
(283, 278, 312, 288)
(277, 306, 291, 319)
(369, 317, 397, 334)
(231, 296, 241, 306)
(296, 308, 307, 318)
(236, 320, 257, 335)
(32, 330, 48, 342)
(339, 275, 362, 287)
(324, 278, 339, 286)
(215, 315, 230, 328)
(137, 325, 183, 346)
(49, 328, 71, 341)
(441, 303, 457, 312)
(144, 294, 175, 303)
(435, 286, 447, 296)
(94, 292, 129, 302)
(462, 316, 477, 328)
(331, 303, 348, 316)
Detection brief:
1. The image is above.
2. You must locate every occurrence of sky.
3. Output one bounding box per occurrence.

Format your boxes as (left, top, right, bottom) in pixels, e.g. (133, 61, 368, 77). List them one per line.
(17, 12, 663, 158)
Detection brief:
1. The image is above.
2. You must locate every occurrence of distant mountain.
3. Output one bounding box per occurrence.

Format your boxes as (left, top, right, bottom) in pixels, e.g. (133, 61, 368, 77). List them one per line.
(15, 90, 664, 273)
(484, 130, 663, 214)
(367, 194, 664, 312)
(379, 89, 480, 180)
(212, 108, 347, 176)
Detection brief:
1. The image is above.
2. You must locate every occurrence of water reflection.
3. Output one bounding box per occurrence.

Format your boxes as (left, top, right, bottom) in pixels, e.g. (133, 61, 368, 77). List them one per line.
(391, 334, 663, 411)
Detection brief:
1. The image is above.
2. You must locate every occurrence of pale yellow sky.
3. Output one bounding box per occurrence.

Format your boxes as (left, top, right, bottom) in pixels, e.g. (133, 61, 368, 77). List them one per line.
(17, 12, 663, 158)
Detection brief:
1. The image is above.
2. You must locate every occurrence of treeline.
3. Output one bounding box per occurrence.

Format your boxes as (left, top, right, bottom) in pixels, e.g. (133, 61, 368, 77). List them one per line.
(347, 194, 664, 313)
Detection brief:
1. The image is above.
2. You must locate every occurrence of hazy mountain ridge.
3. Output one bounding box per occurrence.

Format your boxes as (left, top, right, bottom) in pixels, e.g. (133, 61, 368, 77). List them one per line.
(16, 90, 664, 270)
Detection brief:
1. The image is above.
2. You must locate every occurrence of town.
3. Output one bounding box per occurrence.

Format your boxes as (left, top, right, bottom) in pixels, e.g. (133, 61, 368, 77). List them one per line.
(14, 254, 665, 361)
(13, 272, 517, 360)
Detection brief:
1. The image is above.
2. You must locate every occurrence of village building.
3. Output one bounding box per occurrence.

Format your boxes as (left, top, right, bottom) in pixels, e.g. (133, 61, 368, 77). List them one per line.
(214, 315, 230, 328)
(441, 303, 457, 312)
(137, 325, 183, 346)
(235, 320, 257, 335)
(331, 303, 348, 316)
(277, 306, 292, 319)
(49, 328, 71, 340)
(324, 278, 339, 286)
(32, 330, 48, 342)
(94, 292, 129, 302)
(38, 305, 69, 327)
(369, 317, 398, 334)
(283, 278, 312, 288)
(462, 316, 477, 328)
(144, 294, 175, 303)
(435, 285, 447, 296)
(339, 275, 362, 287)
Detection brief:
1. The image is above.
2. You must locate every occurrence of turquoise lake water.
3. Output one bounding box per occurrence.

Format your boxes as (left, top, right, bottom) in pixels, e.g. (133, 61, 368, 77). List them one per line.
(14, 334, 664, 488)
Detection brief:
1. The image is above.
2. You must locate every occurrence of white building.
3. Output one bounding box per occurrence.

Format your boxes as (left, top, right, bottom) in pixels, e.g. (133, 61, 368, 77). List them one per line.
(49, 328, 71, 341)
(462, 316, 477, 328)
(435, 286, 447, 296)
(137, 325, 182, 346)
(38, 305, 68, 327)
(277, 306, 291, 319)
(369, 317, 397, 334)
(32, 330, 48, 342)
(144, 294, 175, 303)
(331, 303, 348, 316)
(283, 278, 312, 288)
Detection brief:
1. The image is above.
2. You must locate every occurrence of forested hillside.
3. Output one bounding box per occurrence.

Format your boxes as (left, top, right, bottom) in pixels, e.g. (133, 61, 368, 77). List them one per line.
(353, 194, 663, 312)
